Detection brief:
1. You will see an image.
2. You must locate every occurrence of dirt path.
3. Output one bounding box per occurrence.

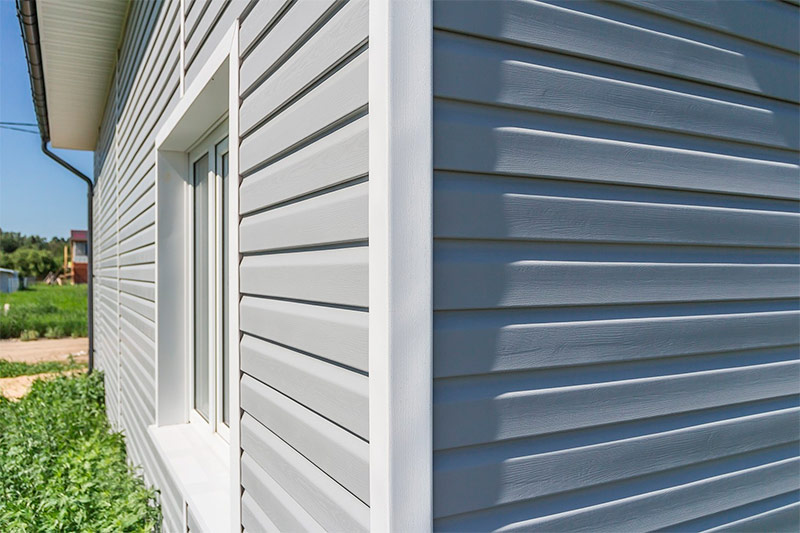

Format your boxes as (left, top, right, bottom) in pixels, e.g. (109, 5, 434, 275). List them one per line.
(0, 338, 89, 400)
(0, 337, 88, 364)
(0, 369, 87, 401)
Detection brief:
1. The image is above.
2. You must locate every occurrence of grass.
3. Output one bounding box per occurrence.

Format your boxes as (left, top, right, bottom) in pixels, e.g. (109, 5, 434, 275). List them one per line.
(0, 356, 84, 379)
(0, 284, 87, 340)
(0, 372, 161, 531)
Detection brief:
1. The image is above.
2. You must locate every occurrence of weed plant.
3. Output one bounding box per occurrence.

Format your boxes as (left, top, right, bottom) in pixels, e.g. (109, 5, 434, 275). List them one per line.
(0, 372, 161, 531)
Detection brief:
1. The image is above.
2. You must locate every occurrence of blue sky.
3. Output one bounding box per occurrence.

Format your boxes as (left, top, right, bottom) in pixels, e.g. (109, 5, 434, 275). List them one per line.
(1, 0, 94, 239)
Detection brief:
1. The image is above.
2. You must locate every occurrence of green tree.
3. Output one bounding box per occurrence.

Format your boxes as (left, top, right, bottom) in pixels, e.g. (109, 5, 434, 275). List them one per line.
(1, 247, 59, 278)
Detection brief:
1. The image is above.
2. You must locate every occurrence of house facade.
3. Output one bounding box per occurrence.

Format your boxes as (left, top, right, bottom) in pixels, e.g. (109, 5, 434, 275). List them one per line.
(20, 0, 799, 531)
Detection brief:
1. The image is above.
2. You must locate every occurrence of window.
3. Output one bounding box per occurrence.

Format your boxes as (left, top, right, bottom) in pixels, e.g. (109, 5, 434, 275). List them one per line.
(189, 121, 229, 439)
(73, 241, 88, 258)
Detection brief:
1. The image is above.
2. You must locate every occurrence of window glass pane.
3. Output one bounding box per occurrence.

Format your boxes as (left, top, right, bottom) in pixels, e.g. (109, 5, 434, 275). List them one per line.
(193, 154, 210, 420)
(221, 150, 229, 426)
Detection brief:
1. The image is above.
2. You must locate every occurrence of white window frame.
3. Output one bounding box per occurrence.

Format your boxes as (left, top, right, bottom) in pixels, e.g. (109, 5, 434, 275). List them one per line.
(187, 120, 230, 442)
(150, 20, 240, 533)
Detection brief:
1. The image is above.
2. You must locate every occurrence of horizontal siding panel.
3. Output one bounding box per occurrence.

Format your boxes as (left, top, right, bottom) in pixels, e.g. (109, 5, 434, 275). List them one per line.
(119, 279, 155, 302)
(240, 246, 368, 307)
(119, 184, 155, 229)
(240, 115, 368, 214)
(436, 451, 799, 531)
(120, 304, 155, 342)
(119, 264, 155, 283)
(119, 169, 155, 217)
(239, 0, 285, 54)
(242, 374, 369, 503)
(184, 0, 248, 87)
(705, 501, 800, 533)
(241, 414, 369, 532)
(241, 456, 323, 532)
(240, 49, 368, 174)
(435, 173, 800, 247)
(434, 101, 800, 200)
(239, 0, 336, 94)
(434, 407, 800, 517)
(240, 296, 368, 372)
(119, 315, 156, 378)
(117, 0, 179, 141)
(119, 225, 155, 255)
(119, 204, 155, 243)
(434, 31, 799, 150)
(184, 0, 224, 63)
(434, 309, 800, 377)
(120, 292, 155, 322)
(433, 360, 799, 449)
(434, 246, 799, 310)
(241, 490, 284, 533)
(240, 181, 368, 253)
(612, 0, 800, 53)
(433, 0, 799, 102)
(119, 245, 155, 267)
(240, 0, 367, 135)
(241, 334, 368, 439)
(184, 0, 209, 47)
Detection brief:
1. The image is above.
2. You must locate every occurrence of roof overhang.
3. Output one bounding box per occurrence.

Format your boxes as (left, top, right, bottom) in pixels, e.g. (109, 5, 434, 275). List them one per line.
(19, 0, 128, 150)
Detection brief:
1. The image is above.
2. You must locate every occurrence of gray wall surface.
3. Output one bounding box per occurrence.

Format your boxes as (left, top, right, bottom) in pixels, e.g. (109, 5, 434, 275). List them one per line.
(93, 0, 184, 530)
(93, 0, 369, 531)
(431, 0, 800, 531)
(237, 1, 369, 531)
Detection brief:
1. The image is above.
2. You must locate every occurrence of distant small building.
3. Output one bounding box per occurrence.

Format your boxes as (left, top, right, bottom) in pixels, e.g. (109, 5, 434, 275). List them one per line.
(69, 230, 88, 284)
(0, 268, 20, 294)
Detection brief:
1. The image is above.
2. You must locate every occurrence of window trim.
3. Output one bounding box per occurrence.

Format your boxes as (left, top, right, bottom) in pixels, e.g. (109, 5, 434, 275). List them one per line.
(152, 19, 240, 532)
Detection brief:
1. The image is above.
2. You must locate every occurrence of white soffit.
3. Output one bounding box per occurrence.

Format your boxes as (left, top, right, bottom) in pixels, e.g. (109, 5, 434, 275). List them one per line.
(37, 0, 128, 150)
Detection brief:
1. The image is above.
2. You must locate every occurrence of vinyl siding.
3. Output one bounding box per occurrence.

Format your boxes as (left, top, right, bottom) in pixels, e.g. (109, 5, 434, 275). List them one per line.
(431, 1, 800, 531)
(92, 1, 183, 530)
(237, 0, 370, 531)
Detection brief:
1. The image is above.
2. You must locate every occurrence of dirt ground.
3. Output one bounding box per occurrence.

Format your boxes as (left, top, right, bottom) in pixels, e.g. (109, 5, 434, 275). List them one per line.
(0, 337, 89, 400)
(0, 337, 88, 364)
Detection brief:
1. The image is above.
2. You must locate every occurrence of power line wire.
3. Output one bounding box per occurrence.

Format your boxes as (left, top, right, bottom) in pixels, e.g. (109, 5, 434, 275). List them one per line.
(0, 125, 39, 134)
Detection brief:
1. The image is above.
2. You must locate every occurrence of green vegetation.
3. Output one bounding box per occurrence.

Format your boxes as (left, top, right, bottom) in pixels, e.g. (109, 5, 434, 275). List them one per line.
(0, 230, 67, 279)
(0, 356, 83, 379)
(0, 284, 88, 340)
(0, 372, 161, 531)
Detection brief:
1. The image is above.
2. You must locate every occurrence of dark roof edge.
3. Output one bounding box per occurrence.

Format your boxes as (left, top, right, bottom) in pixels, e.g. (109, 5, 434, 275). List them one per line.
(16, 0, 49, 142)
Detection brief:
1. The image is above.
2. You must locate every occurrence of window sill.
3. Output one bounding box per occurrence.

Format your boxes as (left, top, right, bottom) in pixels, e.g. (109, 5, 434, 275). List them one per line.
(148, 423, 229, 533)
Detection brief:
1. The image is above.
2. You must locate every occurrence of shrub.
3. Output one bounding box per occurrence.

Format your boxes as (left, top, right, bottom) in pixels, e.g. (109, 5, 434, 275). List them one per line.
(0, 356, 83, 379)
(0, 372, 161, 531)
(44, 326, 66, 339)
(0, 247, 59, 279)
(20, 330, 39, 341)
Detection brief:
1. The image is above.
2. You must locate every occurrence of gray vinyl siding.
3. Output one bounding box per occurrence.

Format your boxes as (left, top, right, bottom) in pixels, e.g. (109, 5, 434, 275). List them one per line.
(184, 0, 248, 88)
(431, 1, 800, 531)
(92, 1, 183, 530)
(93, 89, 120, 430)
(92, 0, 370, 530)
(237, 1, 370, 531)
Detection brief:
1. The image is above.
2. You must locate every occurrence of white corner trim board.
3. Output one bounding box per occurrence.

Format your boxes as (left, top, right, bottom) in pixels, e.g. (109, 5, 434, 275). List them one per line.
(369, 0, 434, 531)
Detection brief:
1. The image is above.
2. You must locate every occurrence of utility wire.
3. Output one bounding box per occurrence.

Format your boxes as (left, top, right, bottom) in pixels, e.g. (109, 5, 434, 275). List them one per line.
(0, 125, 39, 134)
(0, 121, 38, 126)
